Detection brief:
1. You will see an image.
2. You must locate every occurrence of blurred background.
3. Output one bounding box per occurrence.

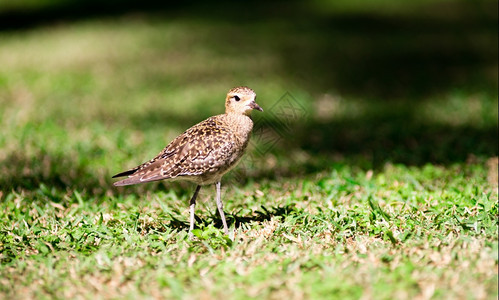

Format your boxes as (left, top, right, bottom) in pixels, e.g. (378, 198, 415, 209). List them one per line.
(0, 0, 497, 195)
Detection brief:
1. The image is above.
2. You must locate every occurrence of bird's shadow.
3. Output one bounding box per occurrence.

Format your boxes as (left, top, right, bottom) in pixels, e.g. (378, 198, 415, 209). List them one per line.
(163, 204, 298, 232)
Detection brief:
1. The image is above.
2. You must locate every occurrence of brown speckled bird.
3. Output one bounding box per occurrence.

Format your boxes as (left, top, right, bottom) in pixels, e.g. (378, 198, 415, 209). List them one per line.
(112, 86, 263, 236)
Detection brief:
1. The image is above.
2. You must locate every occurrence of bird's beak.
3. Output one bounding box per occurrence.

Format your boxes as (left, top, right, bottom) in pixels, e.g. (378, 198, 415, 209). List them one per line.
(249, 101, 263, 112)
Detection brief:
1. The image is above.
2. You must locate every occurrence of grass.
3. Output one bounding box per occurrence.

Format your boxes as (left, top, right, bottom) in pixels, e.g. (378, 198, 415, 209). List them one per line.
(0, 0, 498, 299)
(1, 164, 497, 299)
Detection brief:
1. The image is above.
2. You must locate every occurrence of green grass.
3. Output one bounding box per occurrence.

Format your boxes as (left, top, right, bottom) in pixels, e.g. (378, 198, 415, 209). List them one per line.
(0, 1, 498, 299)
(1, 164, 497, 299)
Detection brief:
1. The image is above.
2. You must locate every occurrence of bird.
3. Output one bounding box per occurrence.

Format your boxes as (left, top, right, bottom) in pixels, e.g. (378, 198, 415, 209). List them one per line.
(112, 86, 263, 237)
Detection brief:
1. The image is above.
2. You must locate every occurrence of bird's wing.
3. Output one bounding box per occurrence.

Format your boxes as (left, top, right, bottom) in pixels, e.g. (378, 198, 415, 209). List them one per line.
(113, 116, 237, 186)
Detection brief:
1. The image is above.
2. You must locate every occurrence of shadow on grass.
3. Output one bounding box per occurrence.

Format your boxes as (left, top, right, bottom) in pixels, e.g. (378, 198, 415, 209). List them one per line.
(284, 113, 498, 168)
(0, 148, 204, 198)
(278, 6, 498, 99)
(0, 150, 106, 197)
(0, 0, 180, 30)
(163, 204, 298, 232)
(127, 102, 498, 174)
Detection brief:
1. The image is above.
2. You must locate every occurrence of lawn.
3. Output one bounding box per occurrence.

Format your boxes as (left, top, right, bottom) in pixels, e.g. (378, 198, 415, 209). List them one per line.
(0, 1, 498, 299)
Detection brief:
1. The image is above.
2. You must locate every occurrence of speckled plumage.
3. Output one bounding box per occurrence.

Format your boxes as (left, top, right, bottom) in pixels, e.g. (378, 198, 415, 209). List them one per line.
(112, 86, 263, 237)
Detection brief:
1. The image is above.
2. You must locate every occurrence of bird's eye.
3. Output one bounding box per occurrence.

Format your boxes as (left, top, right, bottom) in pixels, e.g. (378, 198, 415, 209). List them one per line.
(234, 95, 240, 101)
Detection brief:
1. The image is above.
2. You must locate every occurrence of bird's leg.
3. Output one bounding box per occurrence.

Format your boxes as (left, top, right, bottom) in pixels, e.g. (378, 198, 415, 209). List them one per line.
(189, 185, 201, 239)
(215, 181, 229, 235)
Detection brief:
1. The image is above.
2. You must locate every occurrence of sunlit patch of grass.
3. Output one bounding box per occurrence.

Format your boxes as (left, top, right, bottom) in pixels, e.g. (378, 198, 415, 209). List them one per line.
(2, 162, 496, 299)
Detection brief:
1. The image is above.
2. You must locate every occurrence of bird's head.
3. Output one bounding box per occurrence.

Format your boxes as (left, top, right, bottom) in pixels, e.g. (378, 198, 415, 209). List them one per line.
(225, 86, 263, 116)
